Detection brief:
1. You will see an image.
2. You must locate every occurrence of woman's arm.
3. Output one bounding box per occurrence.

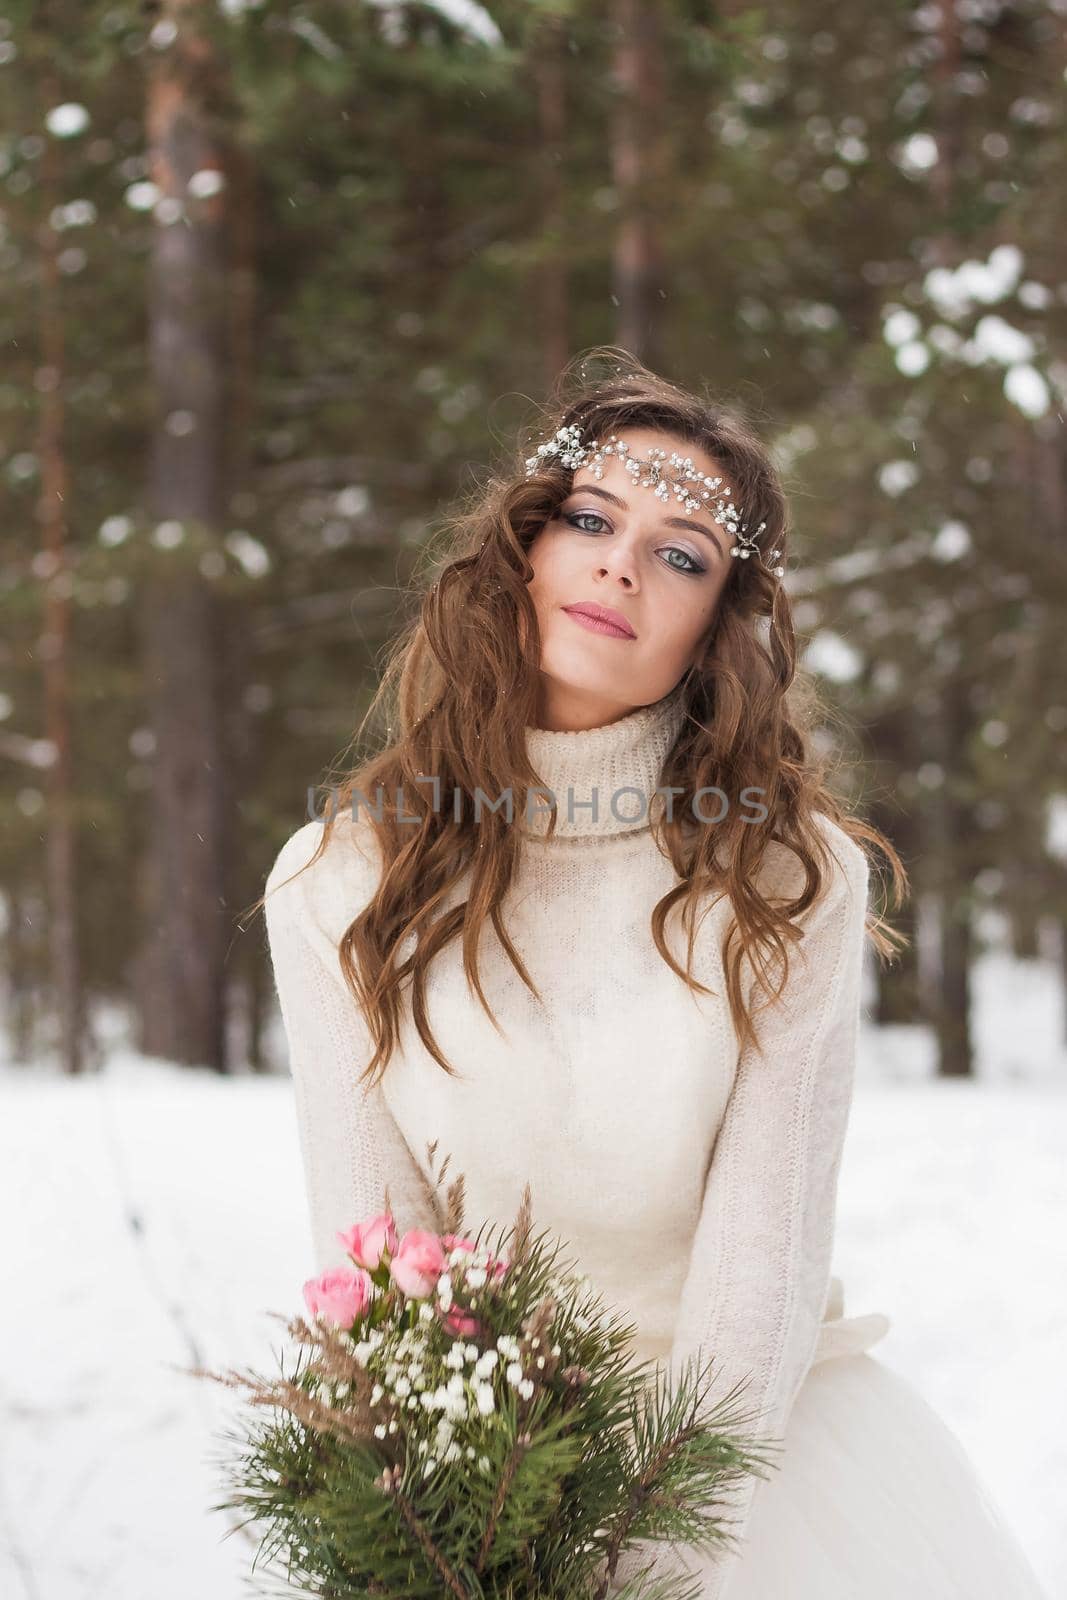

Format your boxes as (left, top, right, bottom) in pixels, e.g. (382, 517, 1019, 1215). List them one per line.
(264, 819, 442, 1272)
(639, 820, 871, 1599)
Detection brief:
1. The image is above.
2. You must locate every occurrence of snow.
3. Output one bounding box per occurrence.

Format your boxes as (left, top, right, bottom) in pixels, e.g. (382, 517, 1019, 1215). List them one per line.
(878, 457, 920, 496)
(1003, 363, 1050, 419)
(894, 339, 932, 376)
(881, 244, 1052, 420)
(363, 0, 502, 47)
(974, 315, 1035, 367)
(924, 245, 1024, 318)
(931, 519, 973, 562)
(1, 943, 1064, 1599)
(44, 104, 90, 140)
(883, 307, 922, 347)
(800, 629, 864, 683)
(896, 131, 940, 172)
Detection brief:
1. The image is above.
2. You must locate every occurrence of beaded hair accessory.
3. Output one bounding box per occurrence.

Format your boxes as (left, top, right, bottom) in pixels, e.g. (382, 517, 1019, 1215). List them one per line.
(525, 423, 784, 576)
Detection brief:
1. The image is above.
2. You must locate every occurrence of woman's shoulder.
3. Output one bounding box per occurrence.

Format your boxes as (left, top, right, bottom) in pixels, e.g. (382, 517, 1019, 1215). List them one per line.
(812, 811, 868, 882)
(753, 811, 869, 907)
(264, 808, 383, 944)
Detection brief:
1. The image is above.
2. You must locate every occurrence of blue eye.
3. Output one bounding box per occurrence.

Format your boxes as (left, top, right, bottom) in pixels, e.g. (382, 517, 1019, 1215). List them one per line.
(661, 546, 705, 575)
(562, 512, 706, 577)
(566, 510, 608, 533)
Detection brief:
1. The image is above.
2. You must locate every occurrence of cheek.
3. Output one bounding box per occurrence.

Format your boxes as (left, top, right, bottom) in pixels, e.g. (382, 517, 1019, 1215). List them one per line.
(668, 586, 723, 660)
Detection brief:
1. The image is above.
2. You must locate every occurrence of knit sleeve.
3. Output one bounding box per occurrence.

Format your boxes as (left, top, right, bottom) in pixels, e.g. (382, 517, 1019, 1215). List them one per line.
(634, 820, 871, 1600)
(264, 818, 443, 1272)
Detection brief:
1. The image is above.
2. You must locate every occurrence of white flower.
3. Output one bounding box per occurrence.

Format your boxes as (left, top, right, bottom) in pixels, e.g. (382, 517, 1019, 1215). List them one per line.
(373, 1424, 387, 1439)
(505, 1361, 524, 1387)
(518, 1378, 534, 1400)
(394, 1376, 412, 1397)
(443, 1441, 462, 1463)
(478, 1454, 491, 1473)
(474, 1349, 499, 1378)
(446, 1373, 466, 1399)
(370, 1383, 384, 1405)
(474, 1382, 496, 1415)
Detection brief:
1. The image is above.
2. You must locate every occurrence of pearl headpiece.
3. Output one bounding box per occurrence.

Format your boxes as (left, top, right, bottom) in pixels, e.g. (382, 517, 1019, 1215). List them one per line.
(524, 424, 784, 577)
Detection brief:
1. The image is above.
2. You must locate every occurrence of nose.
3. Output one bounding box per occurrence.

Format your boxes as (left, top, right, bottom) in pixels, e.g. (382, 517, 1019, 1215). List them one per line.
(593, 533, 638, 588)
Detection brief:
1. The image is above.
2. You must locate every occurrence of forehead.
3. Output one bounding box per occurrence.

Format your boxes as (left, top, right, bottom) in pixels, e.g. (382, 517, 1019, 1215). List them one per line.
(571, 427, 733, 498)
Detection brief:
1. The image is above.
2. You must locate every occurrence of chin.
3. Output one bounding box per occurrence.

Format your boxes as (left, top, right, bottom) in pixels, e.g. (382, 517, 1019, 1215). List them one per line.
(538, 642, 621, 703)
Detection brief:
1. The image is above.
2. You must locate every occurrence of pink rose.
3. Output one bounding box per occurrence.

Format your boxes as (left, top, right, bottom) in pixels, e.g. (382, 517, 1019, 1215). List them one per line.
(441, 1233, 509, 1282)
(337, 1211, 399, 1270)
(390, 1229, 447, 1299)
(302, 1266, 373, 1327)
(443, 1306, 483, 1338)
(441, 1233, 477, 1256)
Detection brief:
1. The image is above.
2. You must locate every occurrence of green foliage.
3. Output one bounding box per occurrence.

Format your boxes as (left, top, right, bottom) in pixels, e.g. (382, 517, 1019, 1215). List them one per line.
(203, 1220, 775, 1600)
(3, 0, 1067, 1050)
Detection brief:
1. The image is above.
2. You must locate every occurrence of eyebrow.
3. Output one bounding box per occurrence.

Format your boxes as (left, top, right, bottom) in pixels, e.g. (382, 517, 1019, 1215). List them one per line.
(564, 483, 728, 560)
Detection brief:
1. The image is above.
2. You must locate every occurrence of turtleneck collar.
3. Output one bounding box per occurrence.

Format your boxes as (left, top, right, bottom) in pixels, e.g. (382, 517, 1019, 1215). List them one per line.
(521, 683, 688, 840)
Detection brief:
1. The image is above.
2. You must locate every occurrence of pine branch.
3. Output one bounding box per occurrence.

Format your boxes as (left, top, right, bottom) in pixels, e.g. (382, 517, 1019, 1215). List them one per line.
(474, 1428, 532, 1574)
(383, 1466, 472, 1599)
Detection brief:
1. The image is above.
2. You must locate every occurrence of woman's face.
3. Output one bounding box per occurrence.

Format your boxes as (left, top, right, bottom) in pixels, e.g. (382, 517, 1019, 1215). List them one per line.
(525, 426, 736, 731)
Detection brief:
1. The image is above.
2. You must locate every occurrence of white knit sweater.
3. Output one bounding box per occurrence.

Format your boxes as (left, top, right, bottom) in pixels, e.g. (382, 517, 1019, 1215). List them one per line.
(264, 683, 891, 1598)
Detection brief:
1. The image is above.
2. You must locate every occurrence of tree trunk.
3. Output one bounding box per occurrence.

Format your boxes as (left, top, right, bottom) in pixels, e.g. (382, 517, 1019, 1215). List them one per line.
(927, 677, 975, 1078)
(247, 959, 268, 1074)
(610, 0, 667, 365)
(37, 70, 84, 1075)
(532, 8, 570, 389)
(139, 0, 232, 1070)
(4, 886, 38, 1066)
(866, 709, 923, 1026)
(925, 0, 973, 1078)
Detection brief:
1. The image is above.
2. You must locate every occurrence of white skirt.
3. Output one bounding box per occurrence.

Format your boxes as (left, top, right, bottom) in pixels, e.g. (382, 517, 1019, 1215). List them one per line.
(703, 1350, 1048, 1599)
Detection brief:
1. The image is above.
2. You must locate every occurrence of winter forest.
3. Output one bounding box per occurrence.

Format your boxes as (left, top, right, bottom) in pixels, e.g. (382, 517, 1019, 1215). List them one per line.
(1, 1, 1065, 1597)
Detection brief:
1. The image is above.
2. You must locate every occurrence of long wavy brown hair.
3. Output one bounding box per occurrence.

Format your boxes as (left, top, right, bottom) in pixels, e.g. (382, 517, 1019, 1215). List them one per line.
(260, 347, 908, 1084)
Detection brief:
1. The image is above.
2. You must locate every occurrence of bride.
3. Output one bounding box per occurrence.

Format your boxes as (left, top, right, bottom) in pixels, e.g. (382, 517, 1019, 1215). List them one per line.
(262, 356, 1049, 1598)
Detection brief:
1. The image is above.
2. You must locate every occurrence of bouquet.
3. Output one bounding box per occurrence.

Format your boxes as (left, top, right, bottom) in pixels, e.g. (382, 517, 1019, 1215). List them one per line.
(189, 1170, 779, 1600)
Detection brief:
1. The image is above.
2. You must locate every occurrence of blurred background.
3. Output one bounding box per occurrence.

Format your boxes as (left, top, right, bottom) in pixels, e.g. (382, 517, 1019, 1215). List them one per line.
(1, 1, 1065, 1596)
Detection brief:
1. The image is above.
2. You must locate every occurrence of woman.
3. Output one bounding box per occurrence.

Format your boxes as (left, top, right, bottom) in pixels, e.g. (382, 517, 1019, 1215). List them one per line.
(261, 355, 1048, 1598)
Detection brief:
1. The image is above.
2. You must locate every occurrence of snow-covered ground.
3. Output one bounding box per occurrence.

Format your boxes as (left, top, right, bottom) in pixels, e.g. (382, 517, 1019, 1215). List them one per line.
(1, 942, 1064, 1600)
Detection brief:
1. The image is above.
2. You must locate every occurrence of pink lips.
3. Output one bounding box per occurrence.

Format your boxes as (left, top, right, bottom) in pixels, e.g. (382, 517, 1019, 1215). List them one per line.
(563, 603, 637, 640)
